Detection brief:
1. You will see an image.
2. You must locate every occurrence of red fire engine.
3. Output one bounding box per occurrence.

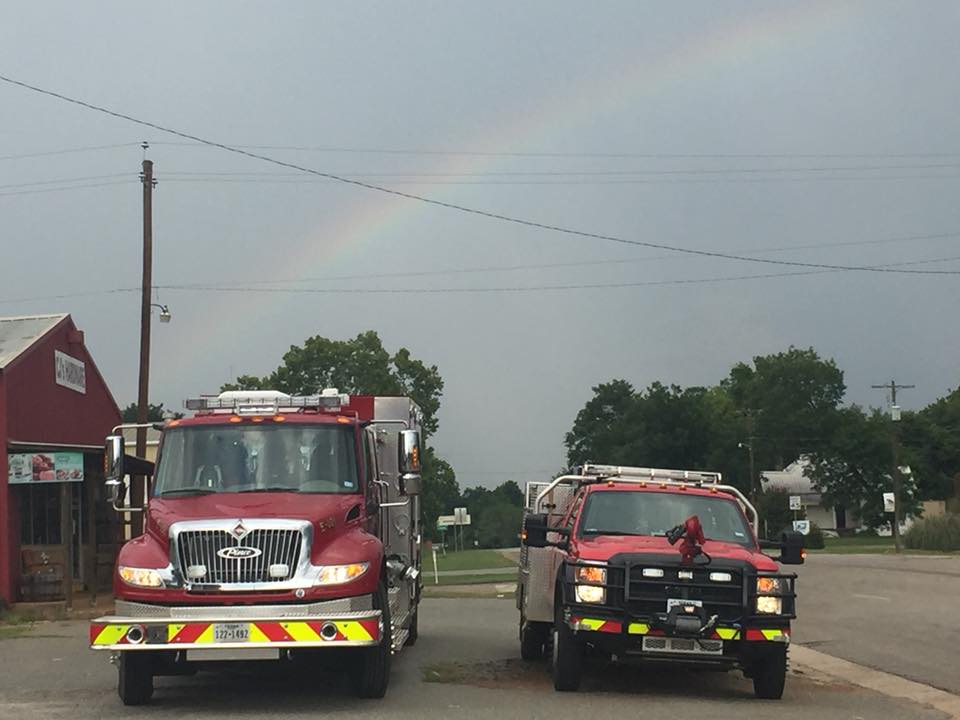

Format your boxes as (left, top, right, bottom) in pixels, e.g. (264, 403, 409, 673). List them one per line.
(89, 390, 423, 705)
(517, 465, 804, 698)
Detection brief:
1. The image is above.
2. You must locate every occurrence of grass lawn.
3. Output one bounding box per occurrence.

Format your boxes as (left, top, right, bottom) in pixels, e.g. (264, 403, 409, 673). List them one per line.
(812, 535, 896, 554)
(423, 571, 517, 588)
(422, 548, 517, 573)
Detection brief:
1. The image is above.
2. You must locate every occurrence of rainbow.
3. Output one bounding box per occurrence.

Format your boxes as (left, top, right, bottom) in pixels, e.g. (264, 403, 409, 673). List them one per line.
(167, 0, 855, 379)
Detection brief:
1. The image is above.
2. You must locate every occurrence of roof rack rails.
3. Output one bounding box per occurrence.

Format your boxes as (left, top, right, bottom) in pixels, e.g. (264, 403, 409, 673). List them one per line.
(578, 464, 722, 485)
(533, 466, 757, 529)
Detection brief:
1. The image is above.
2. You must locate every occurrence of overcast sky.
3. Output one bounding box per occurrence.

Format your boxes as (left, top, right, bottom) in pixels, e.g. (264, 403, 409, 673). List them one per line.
(2, 1, 958, 489)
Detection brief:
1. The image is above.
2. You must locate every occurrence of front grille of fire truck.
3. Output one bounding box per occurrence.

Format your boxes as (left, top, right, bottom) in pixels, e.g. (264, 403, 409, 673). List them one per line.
(176, 528, 303, 585)
(617, 566, 743, 622)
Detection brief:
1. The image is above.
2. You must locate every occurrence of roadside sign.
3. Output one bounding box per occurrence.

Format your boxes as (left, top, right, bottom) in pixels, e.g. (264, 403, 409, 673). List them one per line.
(792, 520, 810, 535)
(788, 495, 802, 511)
(883, 492, 896, 513)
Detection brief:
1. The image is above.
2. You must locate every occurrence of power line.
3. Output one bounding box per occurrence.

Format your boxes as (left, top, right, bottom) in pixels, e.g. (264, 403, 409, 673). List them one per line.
(159, 232, 960, 289)
(148, 140, 960, 161)
(162, 163, 960, 177)
(0, 179, 135, 198)
(0, 173, 131, 190)
(2, 254, 957, 306)
(159, 174, 960, 187)
(0, 142, 141, 162)
(1, 73, 958, 276)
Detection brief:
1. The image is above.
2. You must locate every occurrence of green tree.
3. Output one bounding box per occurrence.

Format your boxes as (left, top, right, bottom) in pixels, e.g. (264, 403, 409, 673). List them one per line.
(723, 347, 845, 470)
(566, 381, 718, 472)
(121, 403, 182, 422)
(223, 330, 454, 535)
(458, 482, 525, 549)
(222, 330, 444, 436)
(805, 407, 919, 529)
(913, 387, 960, 499)
(421, 448, 461, 542)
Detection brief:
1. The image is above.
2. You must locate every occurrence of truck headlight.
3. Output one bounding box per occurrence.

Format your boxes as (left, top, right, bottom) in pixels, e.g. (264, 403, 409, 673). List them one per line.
(575, 565, 606, 604)
(756, 576, 783, 614)
(118, 566, 165, 588)
(316, 562, 369, 585)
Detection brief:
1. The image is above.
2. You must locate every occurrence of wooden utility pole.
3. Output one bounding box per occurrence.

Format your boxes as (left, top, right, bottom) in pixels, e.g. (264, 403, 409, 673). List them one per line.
(871, 380, 915, 553)
(133, 156, 155, 536)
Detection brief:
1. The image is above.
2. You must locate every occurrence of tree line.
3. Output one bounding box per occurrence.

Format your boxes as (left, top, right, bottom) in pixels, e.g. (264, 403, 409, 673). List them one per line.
(156, 331, 957, 547)
(565, 347, 959, 532)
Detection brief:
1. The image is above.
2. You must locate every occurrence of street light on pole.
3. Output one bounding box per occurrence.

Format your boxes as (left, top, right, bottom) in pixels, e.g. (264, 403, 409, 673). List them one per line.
(152, 304, 171, 323)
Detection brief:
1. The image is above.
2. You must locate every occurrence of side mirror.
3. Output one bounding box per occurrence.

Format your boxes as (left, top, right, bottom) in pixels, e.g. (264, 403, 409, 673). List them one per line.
(105, 435, 125, 482)
(521, 513, 549, 548)
(398, 429, 422, 496)
(779, 531, 806, 565)
(521, 513, 571, 549)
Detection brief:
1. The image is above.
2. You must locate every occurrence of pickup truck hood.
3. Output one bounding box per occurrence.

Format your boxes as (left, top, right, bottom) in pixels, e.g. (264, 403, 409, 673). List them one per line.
(573, 534, 778, 572)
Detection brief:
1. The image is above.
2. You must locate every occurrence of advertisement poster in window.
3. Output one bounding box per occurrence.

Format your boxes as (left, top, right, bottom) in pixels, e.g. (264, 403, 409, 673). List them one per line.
(7, 452, 85, 484)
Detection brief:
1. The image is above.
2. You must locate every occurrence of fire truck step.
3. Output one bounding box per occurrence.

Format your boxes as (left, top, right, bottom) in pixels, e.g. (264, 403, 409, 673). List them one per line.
(391, 627, 409, 653)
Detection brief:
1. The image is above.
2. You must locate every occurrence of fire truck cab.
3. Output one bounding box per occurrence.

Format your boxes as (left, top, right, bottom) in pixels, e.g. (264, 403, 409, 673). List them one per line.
(90, 390, 424, 705)
(517, 465, 804, 698)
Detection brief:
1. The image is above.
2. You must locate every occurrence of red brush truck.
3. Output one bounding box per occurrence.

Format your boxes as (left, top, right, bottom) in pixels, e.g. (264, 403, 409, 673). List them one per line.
(517, 464, 804, 698)
(90, 390, 424, 705)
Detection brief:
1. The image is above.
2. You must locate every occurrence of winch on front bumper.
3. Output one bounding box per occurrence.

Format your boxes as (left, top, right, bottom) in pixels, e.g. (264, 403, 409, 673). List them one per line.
(559, 558, 795, 661)
(90, 597, 382, 651)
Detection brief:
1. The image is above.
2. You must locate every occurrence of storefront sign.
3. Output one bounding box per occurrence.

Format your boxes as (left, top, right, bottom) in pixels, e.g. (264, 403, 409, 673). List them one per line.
(7, 452, 84, 484)
(54, 350, 86, 394)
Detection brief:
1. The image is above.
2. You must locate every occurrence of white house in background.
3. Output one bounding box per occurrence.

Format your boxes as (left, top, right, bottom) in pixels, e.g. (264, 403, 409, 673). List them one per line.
(760, 457, 856, 533)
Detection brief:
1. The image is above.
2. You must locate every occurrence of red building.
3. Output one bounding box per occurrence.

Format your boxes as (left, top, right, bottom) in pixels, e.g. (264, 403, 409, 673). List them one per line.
(0, 314, 121, 606)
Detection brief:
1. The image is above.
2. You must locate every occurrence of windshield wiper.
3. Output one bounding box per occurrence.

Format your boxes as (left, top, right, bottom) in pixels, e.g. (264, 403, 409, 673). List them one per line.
(158, 488, 216, 497)
(238, 487, 301, 493)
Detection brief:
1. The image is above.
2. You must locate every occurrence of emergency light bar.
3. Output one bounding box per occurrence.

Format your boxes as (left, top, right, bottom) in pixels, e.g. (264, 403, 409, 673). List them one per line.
(578, 464, 722, 485)
(185, 388, 350, 414)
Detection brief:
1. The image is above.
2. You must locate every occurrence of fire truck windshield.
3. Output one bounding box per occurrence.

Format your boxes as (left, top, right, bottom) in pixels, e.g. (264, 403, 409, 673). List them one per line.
(578, 491, 753, 546)
(152, 424, 359, 496)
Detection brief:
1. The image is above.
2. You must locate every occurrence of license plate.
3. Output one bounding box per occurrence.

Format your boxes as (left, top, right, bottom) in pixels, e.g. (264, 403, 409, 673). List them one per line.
(213, 623, 250, 643)
(666, 598, 703, 612)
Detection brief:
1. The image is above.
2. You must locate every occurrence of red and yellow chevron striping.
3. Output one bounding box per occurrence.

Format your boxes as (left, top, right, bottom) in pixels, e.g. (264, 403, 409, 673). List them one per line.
(569, 618, 787, 643)
(90, 619, 380, 648)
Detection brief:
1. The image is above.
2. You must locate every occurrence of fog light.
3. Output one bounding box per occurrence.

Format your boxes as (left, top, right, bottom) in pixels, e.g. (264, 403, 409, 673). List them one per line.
(269, 563, 289, 579)
(320, 622, 338, 640)
(186, 565, 207, 580)
(642, 568, 664, 578)
(709, 572, 732, 582)
(678, 570, 694, 580)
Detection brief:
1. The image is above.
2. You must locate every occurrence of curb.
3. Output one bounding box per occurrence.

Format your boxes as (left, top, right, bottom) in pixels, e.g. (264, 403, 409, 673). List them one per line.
(791, 645, 960, 719)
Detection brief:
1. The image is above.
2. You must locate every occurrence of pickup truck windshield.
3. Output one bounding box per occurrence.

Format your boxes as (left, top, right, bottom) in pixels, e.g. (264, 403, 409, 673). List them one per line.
(153, 424, 359, 496)
(578, 491, 752, 546)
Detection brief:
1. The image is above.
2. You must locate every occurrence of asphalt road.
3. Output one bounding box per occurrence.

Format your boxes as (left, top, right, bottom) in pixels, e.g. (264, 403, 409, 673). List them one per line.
(0, 595, 948, 719)
(792, 553, 960, 695)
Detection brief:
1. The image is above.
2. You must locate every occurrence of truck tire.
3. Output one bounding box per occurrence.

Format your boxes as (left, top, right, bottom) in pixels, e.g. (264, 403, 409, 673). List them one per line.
(351, 583, 392, 698)
(752, 645, 787, 699)
(118, 652, 154, 706)
(520, 620, 546, 661)
(551, 621, 583, 691)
